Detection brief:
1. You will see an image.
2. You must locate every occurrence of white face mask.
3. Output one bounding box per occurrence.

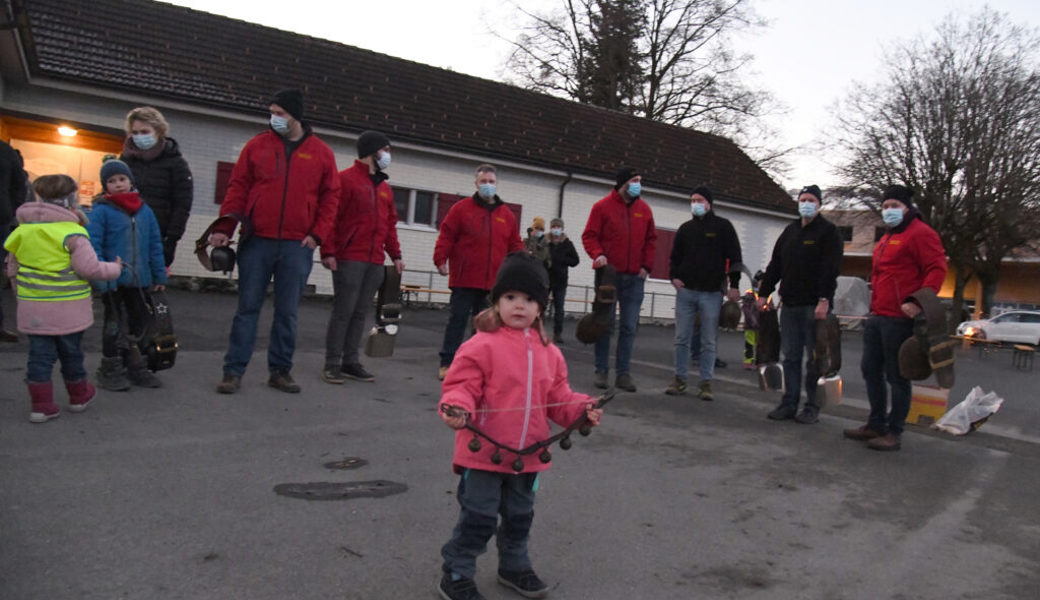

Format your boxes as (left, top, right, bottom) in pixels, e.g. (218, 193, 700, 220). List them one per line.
(691, 203, 707, 217)
(132, 133, 157, 150)
(798, 201, 818, 219)
(376, 151, 391, 170)
(550, 228, 563, 236)
(882, 207, 904, 227)
(270, 115, 290, 135)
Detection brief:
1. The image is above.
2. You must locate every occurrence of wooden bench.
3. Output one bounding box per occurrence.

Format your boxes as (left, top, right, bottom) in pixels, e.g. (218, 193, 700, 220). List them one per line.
(952, 335, 1004, 360)
(1012, 344, 1035, 371)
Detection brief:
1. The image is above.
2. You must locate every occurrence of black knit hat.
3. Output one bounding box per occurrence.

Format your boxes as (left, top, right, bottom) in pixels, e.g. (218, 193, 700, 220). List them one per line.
(691, 185, 713, 204)
(357, 130, 391, 158)
(100, 158, 135, 189)
(271, 88, 304, 122)
(614, 166, 639, 190)
(799, 184, 822, 203)
(491, 251, 550, 309)
(882, 184, 915, 208)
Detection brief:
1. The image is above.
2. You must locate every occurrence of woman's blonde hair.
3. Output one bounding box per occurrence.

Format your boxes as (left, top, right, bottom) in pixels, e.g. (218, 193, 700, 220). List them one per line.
(473, 304, 550, 346)
(31, 174, 89, 225)
(125, 106, 169, 137)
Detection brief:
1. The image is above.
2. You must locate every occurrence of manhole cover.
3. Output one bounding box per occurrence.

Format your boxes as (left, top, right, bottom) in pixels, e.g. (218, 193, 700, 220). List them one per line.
(323, 458, 368, 470)
(273, 480, 407, 501)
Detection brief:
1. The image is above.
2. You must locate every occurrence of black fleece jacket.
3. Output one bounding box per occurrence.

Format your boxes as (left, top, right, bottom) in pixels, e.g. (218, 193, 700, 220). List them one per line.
(758, 214, 843, 306)
(669, 211, 743, 292)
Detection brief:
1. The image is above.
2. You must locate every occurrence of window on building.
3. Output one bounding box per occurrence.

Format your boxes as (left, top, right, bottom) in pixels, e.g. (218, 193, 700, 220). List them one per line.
(393, 187, 438, 227)
(838, 226, 853, 242)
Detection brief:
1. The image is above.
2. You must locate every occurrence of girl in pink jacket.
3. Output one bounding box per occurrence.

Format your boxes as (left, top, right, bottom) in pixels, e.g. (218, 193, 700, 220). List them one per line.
(4, 175, 122, 423)
(437, 252, 602, 600)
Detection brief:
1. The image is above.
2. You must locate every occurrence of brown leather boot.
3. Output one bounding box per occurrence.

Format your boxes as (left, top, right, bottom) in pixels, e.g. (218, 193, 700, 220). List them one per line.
(843, 425, 883, 441)
(867, 433, 902, 451)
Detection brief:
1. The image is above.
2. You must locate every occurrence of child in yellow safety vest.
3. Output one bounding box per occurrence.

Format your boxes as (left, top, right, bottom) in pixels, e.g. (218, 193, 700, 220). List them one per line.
(3, 175, 122, 423)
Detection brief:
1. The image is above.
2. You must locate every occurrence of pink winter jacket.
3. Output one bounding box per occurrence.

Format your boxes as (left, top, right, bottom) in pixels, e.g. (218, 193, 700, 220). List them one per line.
(439, 326, 594, 474)
(4, 203, 122, 335)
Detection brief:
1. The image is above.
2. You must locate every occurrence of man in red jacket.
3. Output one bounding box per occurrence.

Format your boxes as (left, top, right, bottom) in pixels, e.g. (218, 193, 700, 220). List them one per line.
(582, 166, 657, 392)
(208, 89, 340, 395)
(320, 130, 404, 384)
(843, 184, 946, 451)
(433, 164, 523, 380)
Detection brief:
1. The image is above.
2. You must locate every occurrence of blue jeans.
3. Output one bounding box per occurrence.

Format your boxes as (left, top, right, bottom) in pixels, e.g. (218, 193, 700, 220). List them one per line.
(325, 260, 384, 368)
(861, 315, 914, 435)
(779, 305, 820, 409)
(27, 332, 86, 383)
(674, 288, 722, 382)
(594, 274, 644, 375)
(223, 237, 314, 377)
(441, 469, 538, 579)
(439, 288, 490, 367)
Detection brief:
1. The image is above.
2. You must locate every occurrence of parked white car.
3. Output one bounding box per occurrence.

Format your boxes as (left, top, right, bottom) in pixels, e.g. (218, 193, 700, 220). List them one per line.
(956, 310, 1040, 346)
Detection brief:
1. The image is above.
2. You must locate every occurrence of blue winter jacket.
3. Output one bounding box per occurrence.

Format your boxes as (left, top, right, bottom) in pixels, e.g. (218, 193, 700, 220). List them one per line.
(86, 194, 167, 292)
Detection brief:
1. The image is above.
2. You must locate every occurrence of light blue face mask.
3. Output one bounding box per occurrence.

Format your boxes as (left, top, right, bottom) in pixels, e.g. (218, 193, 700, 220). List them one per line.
(550, 228, 563, 236)
(376, 151, 391, 170)
(270, 115, 290, 135)
(627, 182, 642, 198)
(798, 201, 818, 219)
(691, 202, 707, 217)
(882, 207, 904, 227)
(479, 183, 496, 199)
(132, 133, 157, 150)
(534, 229, 544, 238)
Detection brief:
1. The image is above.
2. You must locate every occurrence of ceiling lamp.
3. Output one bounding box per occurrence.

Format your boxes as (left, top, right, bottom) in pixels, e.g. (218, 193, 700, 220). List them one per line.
(57, 126, 78, 137)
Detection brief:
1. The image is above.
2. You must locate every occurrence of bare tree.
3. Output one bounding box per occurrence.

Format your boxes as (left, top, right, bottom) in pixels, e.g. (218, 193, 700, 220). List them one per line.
(833, 8, 1040, 320)
(502, 0, 790, 177)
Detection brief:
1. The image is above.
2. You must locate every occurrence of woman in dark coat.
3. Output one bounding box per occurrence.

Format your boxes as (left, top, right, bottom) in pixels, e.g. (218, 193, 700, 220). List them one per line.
(547, 217, 580, 343)
(119, 107, 194, 266)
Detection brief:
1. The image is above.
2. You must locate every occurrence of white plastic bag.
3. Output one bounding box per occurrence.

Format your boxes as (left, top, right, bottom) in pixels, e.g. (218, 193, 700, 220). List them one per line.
(933, 386, 1004, 435)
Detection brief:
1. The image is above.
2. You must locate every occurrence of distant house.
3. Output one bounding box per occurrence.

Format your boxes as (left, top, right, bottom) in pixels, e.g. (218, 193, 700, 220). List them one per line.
(1, 0, 795, 317)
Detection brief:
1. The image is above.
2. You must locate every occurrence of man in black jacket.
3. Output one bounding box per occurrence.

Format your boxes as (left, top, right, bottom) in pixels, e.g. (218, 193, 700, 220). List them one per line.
(666, 186, 742, 400)
(1, 140, 28, 342)
(546, 217, 579, 343)
(758, 185, 844, 424)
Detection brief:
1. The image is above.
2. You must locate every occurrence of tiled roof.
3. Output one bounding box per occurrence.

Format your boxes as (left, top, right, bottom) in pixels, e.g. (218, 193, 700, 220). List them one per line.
(16, 0, 793, 210)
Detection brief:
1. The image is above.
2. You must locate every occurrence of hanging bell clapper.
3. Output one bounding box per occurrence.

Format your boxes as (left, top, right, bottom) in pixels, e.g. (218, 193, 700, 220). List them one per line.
(511, 458, 524, 472)
(538, 448, 552, 464)
(490, 449, 503, 465)
(468, 436, 482, 453)
(559, 436, 573, 450)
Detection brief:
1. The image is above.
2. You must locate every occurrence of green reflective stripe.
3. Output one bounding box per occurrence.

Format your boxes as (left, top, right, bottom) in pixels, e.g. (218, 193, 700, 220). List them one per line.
(16, 268, 81, 282)
(17, 289, 91, 301)
(16, 279, 91, 293)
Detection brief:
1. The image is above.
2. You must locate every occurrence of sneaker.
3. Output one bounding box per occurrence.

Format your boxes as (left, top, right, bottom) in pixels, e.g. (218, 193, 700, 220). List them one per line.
(268, 371, 301, 393)
(715, 358, 728, 369)
(615, 373, 636, 392)
(438, 573, 486, 600)
(767, 404, 797, 420)
(128, 367, 162, 388)
(497, 569, 549, 599)
(843, 425, 883, 441)
(216, 374, 241, 394)
(795, 405, 820, 424)
(439, 366, 449, 381)
(867, 433, 902, 451)
(342, 363, 375, 382)
(593, 371, 608, 390)
(698, 380, 714, 401)
(664, 376, 687, 395)
(321, 366, 347, 384)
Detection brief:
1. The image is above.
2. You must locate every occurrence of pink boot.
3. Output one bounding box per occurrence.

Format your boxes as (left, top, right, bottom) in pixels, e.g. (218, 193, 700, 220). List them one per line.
(28, 381, 60, 424)
(66, 379, 97, 413)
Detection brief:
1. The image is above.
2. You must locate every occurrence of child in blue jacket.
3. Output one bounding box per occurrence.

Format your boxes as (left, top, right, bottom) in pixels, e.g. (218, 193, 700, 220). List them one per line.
(87, 159, 167, 390)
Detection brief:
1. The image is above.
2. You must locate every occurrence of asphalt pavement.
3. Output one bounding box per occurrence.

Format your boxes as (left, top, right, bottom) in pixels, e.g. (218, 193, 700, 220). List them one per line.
(1, 285, 1039, 600)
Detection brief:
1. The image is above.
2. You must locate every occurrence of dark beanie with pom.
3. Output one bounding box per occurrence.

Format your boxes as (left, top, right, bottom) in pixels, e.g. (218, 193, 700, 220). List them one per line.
(271, 88, 305, 122)
(882, 184, 915, 208)
(491, 251, 550, 309)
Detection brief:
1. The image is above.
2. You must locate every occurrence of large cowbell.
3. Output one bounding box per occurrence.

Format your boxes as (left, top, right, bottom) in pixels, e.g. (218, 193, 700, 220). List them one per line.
(364, 266, 403, 358)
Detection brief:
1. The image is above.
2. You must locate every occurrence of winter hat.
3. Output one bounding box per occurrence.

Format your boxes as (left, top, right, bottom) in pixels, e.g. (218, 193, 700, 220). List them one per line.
(357, 130, 391, 158)
(550, 217, 564, 228)
(614, 166, 639, 190)
(882, 184, 915, 208)
(799, 184, 822, 203)
(491, 251, 550, 309)
(100, 158, 135, 188)
(691, 185, 714, 204)
(271, 88, 304, 122)
(531, 216, 546, 231)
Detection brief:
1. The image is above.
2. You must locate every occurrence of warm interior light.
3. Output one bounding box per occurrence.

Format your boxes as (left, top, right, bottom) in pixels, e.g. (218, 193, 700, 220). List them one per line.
(57, 126, 78, 137)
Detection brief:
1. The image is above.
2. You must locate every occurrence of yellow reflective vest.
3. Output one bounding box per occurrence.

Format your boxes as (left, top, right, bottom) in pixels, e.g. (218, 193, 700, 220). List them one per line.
(4, 222, 92, 301)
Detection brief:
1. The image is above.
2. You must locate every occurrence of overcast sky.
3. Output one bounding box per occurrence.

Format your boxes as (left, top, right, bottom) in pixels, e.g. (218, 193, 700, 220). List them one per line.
(163, 0, 1040, 191)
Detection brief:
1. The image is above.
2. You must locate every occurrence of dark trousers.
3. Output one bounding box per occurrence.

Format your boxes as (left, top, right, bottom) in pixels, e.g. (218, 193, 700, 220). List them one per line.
(101, 288, 150, 358)
(324, 260, 384, 368)
(861, 315, 914, 435)
(27, 332, 86, 383)
(549, 283, 567, 336)
(441, 469, 538, 579)
(439, 288, 489, 367)
(779, 305, 820, 409)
